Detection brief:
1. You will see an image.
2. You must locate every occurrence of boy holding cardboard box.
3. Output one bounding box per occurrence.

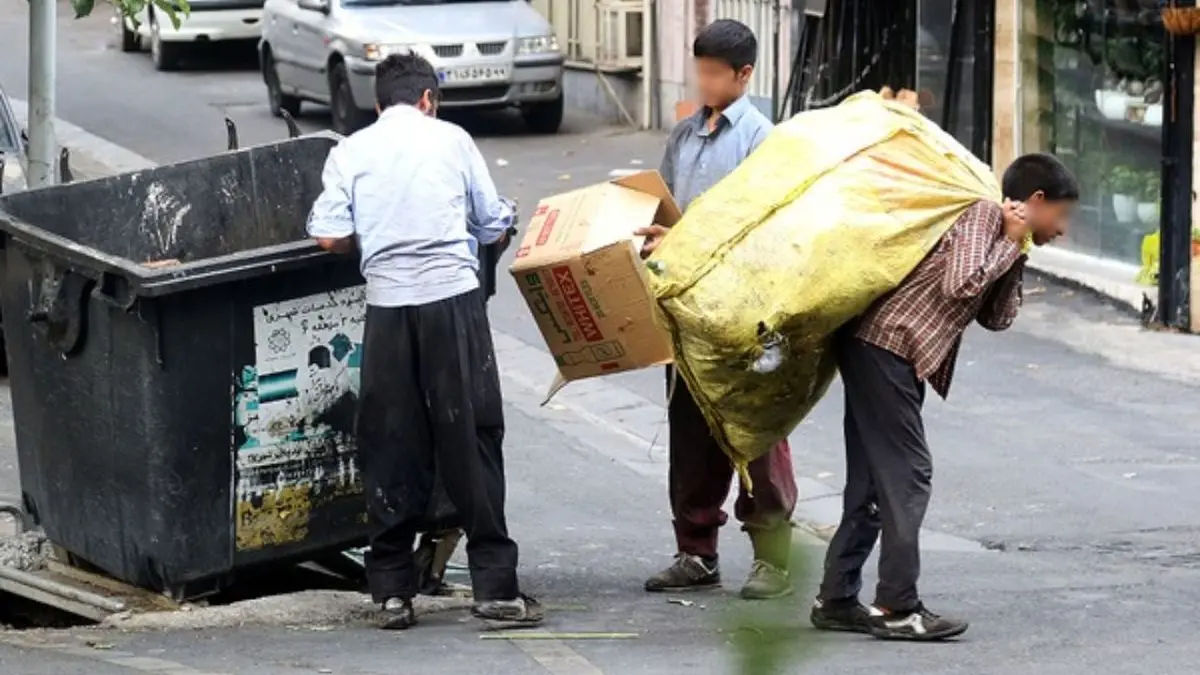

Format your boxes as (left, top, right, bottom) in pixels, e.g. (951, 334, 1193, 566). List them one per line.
(638, 19, 798, 601)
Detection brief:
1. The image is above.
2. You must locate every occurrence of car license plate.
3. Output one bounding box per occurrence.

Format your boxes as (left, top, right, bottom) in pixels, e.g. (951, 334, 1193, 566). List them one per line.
(438, 66, 510, 84)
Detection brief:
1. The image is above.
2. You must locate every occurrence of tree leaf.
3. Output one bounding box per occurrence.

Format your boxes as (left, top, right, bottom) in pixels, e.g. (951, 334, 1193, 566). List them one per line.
(70, 0, 95, 18)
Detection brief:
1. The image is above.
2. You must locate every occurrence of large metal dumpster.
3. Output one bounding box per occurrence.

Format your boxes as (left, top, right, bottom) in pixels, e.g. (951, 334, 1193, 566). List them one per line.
(0, 133, 510, 599)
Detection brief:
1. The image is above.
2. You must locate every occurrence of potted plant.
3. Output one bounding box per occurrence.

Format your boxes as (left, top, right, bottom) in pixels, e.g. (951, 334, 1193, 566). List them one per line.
(1108, 165, 1141, 224)
(1193, 227, 1200, 258)
(1137, 170, 1160, 226)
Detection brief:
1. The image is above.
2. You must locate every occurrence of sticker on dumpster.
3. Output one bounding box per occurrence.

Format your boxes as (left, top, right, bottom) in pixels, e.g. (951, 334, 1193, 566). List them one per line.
(233, 286, 367, 552)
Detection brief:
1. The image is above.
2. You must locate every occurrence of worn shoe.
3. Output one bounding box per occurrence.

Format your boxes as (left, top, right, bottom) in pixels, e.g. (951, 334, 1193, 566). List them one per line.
(472, 594, 546, 628)
(740, 560, 794, 600)
(868, 604, 969, 641)
(809, 597, 879, 633)
(379, 597, 417, 630)
(643, 553, 721, 592)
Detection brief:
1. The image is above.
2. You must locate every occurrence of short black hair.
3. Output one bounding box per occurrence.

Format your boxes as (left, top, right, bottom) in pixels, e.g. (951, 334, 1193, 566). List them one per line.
(374, 52, 439, 110)
(693, 19, 758, 70)
(1002, 153, 1081, 202)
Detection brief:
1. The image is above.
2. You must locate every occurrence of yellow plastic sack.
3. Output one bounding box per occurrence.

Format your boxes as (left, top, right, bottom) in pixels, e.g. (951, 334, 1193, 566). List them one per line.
(647, 91, 1001, 483)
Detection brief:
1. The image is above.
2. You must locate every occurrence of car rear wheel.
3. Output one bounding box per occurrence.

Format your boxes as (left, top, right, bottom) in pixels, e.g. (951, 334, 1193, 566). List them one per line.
(117, 11, 141, 52)
(329, 62, 373, 135)
(264, 52, 301, 118)
(149, 12, 182, 71)
(522, 94, 564, 134)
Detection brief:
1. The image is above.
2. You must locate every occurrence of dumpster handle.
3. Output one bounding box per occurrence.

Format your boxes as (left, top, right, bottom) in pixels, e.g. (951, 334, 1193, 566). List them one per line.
(27, 266, 93, 356)
(280, 109, 301, 138)
(225, 117, 239, 151)
(95, 271, 138, 310)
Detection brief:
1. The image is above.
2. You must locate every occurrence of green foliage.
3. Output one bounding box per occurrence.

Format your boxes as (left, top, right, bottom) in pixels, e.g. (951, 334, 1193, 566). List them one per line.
(1139, 170, 1161, 202)
(69, 0, 191, 29)
(720, 541, 819, 675)
(1107, 165, 1142, 195)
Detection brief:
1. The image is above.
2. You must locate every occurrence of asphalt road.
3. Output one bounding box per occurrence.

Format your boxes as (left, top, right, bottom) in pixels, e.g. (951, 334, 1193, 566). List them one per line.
(3, 3, 1200, 674)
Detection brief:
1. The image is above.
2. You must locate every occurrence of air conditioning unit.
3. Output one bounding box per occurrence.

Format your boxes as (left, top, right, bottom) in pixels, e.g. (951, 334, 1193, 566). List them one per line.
(596, 0, 644, 70)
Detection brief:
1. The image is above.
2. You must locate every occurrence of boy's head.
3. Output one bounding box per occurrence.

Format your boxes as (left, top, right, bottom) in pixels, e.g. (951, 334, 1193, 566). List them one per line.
(692, 19, 757, 110)
(375, 52, 440, 116)
(1001, 153, 1080, 246)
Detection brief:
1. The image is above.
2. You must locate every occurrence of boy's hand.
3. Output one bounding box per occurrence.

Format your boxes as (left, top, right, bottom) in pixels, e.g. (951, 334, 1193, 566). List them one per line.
(635, 224, 671, 258)
(879, 86, 920, 111)
(1002, 198, 1029, 243)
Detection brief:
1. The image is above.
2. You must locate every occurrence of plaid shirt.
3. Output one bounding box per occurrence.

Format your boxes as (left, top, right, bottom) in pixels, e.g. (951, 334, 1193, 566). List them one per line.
(854, 201, 1027, 398)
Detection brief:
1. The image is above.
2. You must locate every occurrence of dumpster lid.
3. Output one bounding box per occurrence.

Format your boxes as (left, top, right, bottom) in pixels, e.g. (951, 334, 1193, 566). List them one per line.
(0, 132, 348, 299)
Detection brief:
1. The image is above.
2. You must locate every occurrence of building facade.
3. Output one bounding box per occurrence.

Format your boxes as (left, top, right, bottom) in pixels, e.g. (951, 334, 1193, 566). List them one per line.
(529, 0, 800, 128)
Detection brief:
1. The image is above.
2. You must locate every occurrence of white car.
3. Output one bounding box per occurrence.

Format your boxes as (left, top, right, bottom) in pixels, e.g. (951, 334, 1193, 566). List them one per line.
(259, 0, 565, 135)
(0, 85, 26, 196)
(118, 0, 265, 71)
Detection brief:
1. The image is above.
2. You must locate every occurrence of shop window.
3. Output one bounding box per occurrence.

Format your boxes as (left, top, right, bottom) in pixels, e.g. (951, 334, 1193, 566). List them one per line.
(1018, 0, 1165, 266)
(917, 0, 979, 154)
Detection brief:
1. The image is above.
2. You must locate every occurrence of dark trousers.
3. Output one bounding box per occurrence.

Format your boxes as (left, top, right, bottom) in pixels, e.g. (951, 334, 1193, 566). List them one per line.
(357, 290, 519, 603)
(819, 336, 932, 613)
(667, 368, 798, 568)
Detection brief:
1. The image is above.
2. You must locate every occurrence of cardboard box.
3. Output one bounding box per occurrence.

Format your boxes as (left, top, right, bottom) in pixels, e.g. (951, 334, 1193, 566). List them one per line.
(511, 171, 680, 398)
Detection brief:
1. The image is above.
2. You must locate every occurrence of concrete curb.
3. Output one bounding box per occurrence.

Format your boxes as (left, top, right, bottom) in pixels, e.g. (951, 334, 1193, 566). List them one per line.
(8, 98, 157, 176)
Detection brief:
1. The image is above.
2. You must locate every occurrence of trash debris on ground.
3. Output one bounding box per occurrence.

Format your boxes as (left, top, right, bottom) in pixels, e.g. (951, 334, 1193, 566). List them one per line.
(101, 591, 471, 631)
(84, 639, 113, 650)
(0, 532, 51, 572)
(480, 632, 639, 640)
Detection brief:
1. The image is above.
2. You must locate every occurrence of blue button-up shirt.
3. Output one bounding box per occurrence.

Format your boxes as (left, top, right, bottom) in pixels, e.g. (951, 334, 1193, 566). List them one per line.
(659, 95, 774, 212)
(307, 105, 516, 307)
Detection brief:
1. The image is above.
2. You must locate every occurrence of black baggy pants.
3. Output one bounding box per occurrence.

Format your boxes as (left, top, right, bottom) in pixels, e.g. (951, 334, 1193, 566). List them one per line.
(818, 335, 932, 613)
(357, 290, 519, 603)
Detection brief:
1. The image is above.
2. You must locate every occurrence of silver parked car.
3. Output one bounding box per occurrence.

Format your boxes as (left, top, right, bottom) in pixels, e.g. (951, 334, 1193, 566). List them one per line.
(259, 0, 566, 135)
(0, 85, 26, 196)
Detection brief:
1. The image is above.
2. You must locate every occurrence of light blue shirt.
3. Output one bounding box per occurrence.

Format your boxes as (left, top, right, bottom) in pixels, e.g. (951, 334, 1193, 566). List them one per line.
(307, 105, 516, 307)
(659, 95, 773, 212)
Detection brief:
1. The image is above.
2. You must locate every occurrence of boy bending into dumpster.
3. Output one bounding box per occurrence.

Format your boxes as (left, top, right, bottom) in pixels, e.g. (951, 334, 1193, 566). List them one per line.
(306, 52, 542, 630)
(637, 19, 799, 601)
(809, 153, 1079, 641)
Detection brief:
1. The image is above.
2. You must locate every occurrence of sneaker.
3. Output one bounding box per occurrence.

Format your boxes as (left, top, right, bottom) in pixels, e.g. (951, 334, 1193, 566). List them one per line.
(472, 594, 546, 628)
(740, 560, 794, 600)
(379, 597, 417, 630)
(809, 597, 878, 633)
(868, 604, 969, 641)
(643, 553, 721, 592)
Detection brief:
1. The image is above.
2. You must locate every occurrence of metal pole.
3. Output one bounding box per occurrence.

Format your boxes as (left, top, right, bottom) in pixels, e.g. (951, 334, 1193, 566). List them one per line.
(27, 0, 57, 188)
(942, 0, 964, 132)
(1159, 10, 1195, 331)
(970, 0, 995, 163)
(641, 0, 654, 128)
(770, 0, 780, 121)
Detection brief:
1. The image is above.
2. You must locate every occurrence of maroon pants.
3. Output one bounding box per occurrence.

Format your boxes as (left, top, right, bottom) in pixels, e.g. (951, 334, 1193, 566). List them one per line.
(667, 369, 798, 566)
